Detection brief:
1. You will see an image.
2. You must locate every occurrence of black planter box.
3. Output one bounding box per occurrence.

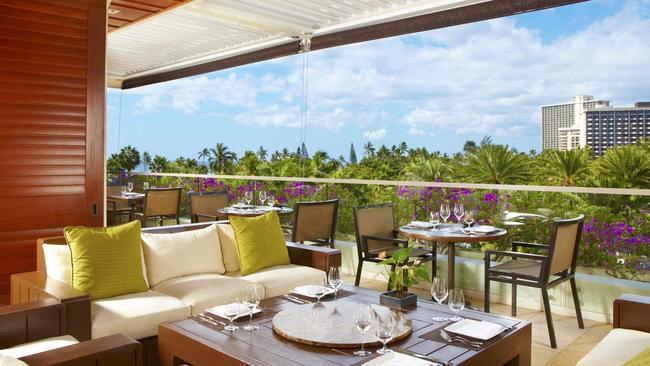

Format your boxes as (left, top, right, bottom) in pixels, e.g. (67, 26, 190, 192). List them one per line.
(379, 291, 418, 308)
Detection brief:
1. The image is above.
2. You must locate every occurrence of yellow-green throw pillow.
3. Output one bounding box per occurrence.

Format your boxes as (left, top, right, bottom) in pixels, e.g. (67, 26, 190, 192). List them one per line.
(229, 212, 290, 275)
(64, 220, 148, 300)
(624, 348, 650, 366)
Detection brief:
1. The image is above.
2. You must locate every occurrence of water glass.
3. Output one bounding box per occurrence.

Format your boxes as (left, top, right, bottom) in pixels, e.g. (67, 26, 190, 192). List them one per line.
(244, 191, 253, 206)
(223, 297, 241, 331)
(429, 211, 440, 226)
(375, 311, 395, 354)
(440, 203, 451, 224)
(259, 191, 267, 206)
(463, 210, 475, 227)
(453, 203, 464, 223)
(448, 288, 465, 322)
(313, 279, 327, 304)
(267, 195, 275, 207)
(120, 186, 127, 196)
(242, 285, 261, 331)
(353, 304, 374, 357)
(328, 266, 342, 302)
(431, 277, 448, 322)
(143, 181, 149, 190)
(127, 182, 134, 193)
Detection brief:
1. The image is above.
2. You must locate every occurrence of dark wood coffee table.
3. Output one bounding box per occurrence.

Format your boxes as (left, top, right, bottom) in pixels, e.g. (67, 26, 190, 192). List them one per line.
(158, 286, 531, 366)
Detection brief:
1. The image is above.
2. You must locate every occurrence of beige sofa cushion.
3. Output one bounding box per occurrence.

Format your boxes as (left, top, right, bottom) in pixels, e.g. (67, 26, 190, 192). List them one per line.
(216, 224, 240, 272)
(152, 273, 263, 316)
(577, 328, 650, 366)
(228, 264, 326, 298)
(141, 224, 225, 286)
(91, 290, 190, 340)
(0, 354, 28, 366)
(0, 335, 78, 359)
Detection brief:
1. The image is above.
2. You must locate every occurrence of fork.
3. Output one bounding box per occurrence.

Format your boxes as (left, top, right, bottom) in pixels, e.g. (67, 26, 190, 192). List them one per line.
(198, 312, 226, 326)
(440, 330, 482, 348)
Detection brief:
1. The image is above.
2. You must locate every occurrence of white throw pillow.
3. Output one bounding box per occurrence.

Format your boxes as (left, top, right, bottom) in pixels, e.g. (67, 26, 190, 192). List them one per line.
(216, 224, 240, 273)
(141, 224, 225, 286)
(42, 243, 150, 289)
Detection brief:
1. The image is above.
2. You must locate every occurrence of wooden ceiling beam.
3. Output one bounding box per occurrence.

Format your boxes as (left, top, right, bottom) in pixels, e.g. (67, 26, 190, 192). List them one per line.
(121, 0, 589, 89)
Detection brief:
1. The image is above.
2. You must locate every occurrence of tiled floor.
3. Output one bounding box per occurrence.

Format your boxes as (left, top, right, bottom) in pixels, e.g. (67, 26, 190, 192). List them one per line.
(345, 275, 610, 366)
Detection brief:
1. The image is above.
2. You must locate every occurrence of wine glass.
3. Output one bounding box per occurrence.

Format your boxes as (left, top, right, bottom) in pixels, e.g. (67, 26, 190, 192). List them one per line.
(328, 266, 342, 303)
(448, 288, 465, 321)
(429, 211, 440, 227)
(453, 203, 464, 223)
(267, 194, 275, 207)
(127, 181, 134, 193)
(259, 191, 267, 206)
(375, 311, 395, 354)
(440, 203, 451, 224)
(431, 277, 448, 322)
(143, 181, 149, 190)
(120, 186, 127, 196)
(463, 210, 475, 227)
(223, 296, 241, 331)
(353, 304, 374, 357)
(313, 279, 327, 305)
(244, 191, 253, 206)
(242, 285, 261, 331)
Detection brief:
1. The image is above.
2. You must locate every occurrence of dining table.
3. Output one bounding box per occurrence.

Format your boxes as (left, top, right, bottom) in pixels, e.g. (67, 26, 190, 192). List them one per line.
(106, 192, 145, 212)
(217, 205, 293, 218)
(399, 223, 507, 289)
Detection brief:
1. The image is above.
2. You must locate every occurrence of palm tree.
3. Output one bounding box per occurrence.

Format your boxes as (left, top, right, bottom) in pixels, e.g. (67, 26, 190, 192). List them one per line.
(197, 148, 210, 168)
(150, 155, 169, 173)
(540, 149, 591, 186)
(465, 144, 531, 184)
(237, 150, 260, 175)
(209, 143, 237, 174)
(363, 142, 375, 158)
(142, 151, 151, 172)
(402, 157, 452, 181)
(257, 146, 268, 161)
(463, 140, 478, 154)
(596, 145, 650, 188)
(118, 145, 140, 172)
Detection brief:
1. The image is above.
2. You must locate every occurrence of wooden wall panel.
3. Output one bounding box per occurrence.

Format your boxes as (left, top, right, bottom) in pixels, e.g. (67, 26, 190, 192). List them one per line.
(0, 0, 106, 299)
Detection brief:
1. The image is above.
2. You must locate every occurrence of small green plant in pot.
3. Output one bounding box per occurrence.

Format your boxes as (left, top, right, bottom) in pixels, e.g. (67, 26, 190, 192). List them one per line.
(377, 246, 430, 308)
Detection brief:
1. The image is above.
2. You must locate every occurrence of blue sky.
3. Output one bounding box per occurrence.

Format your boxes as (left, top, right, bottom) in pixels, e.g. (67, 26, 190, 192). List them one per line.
(107, 0, 650, 161)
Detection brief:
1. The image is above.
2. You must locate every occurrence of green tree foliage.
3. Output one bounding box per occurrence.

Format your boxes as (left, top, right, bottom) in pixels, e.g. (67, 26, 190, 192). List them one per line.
(349, 143, 358, 164)
(595, 145, 650, 188)
(142, 151, 152, 172)
(539, 148, 592, 186)
(118, 145, 140, 172)
(150, 155, 170, 173)
(464, 144, 531, 184)
(209, 143, 237, 174)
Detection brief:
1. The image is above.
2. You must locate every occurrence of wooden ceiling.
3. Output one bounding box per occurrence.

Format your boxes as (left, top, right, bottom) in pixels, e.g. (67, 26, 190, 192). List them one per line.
(107, 0, 191, 32)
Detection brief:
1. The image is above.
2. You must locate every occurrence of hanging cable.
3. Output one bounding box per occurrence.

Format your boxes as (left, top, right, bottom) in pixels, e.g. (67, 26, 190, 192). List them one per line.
(298, 33, 312, 179)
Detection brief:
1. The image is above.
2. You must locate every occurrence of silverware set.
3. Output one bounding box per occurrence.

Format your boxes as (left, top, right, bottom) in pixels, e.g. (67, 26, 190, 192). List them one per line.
(197, 312, 226, 327)
(283, 294, 311, 304)
(439, 329, 483, 348)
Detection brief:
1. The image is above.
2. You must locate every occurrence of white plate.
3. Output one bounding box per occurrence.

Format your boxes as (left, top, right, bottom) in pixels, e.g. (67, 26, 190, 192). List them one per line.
(464, 225, 500, 234)
(362, 352, 438, 366)
(444, 319, 505, 340)
(407, 221, 434, 229)
(206, 303, 261, 320)
(291, 285, 335, 299)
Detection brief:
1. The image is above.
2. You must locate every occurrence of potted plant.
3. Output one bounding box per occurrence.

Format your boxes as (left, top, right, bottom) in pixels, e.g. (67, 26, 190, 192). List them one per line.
(377, 246, 430, 308)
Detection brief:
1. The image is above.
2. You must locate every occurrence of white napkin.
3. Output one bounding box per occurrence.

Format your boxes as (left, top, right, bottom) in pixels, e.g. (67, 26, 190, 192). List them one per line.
(362, 352, 438, 366)
(464, 225, 499, 234)
(291, 285, 334, 298)
(408, 221, 434, 229)
(444, 319, 505, 340)
(206, 303, 260, 320)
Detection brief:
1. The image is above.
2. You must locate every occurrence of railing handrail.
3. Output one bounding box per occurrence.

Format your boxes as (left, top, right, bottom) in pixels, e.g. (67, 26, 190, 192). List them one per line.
(109, 172, 650, 197)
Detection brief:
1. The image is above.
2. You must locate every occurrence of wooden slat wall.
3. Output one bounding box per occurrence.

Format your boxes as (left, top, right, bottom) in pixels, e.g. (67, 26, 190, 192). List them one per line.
(0, 0, 106, 300)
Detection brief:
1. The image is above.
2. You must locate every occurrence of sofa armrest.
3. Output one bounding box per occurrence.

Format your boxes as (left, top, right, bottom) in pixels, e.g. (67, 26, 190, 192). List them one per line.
(20, 334, 143, 366)
(0, 299, 64, 349)
(614, 294, 650, 333)
(11, 272, 91, 341)
(286, 242, 341, 273)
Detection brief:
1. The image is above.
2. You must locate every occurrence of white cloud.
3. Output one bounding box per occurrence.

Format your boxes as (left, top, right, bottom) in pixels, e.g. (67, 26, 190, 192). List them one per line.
(363, 128, 387, 141)
(408, 127, 433, 137)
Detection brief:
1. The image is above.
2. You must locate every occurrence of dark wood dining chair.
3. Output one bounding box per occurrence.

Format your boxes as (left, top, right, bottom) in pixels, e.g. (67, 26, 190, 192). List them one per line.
(106, 185, 133, 225)
(189, 191, 229, 223)
(291, 199, 339, 248)
(484, 215, 585, 348)
(353, 203, 436, 289)
(133, 188, 182, 227)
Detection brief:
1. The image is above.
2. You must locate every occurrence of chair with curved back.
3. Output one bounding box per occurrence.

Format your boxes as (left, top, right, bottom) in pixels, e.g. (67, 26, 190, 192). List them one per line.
(106, 186, 133, 225)
(134, 188, 182, 227)
(484, 215, 585, 349)
(353, 203, 436, 288)
(291, 199, 339, 248)
(189, 191, 229, 223)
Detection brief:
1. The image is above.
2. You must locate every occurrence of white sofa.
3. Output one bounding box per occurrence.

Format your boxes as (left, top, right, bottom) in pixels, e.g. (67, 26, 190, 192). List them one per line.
(577, 294, 650, 366)
(22, 222, 340, 345)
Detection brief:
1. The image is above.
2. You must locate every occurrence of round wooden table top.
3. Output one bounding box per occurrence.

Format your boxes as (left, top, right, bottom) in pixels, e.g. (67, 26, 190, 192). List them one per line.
(399, 223, 507, 243)
(217, 205, 293, 217)
(272, 301, 412, 349)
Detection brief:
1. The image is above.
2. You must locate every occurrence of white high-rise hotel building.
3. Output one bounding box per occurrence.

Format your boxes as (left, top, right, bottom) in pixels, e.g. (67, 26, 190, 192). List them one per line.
(541, 95, 610, 151)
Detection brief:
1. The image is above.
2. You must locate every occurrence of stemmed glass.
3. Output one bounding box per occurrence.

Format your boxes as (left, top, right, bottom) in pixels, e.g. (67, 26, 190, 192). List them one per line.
(223, 296, 241, 331)
(431, 277, 448, 322)
(267, 195, 275, 207)
(429, 211, 440, 227)
(353, 304, 374, 357)
(448, 288, 465, 321)
(259, 191, 267, 206)
(453, 203, 464, 223)
(328, 266, 342, 303)
(143, 181, 149, 190)
(375, 311, 395, 354)
(244, 191, 253, 206)
(463, 210, 475, 227)
(313, 279, 328, 305)
(120, 185, 127, 196)
(440, 203, 451, 224)
(242, 285, 261, 331)
(127, 181, 134, 193)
